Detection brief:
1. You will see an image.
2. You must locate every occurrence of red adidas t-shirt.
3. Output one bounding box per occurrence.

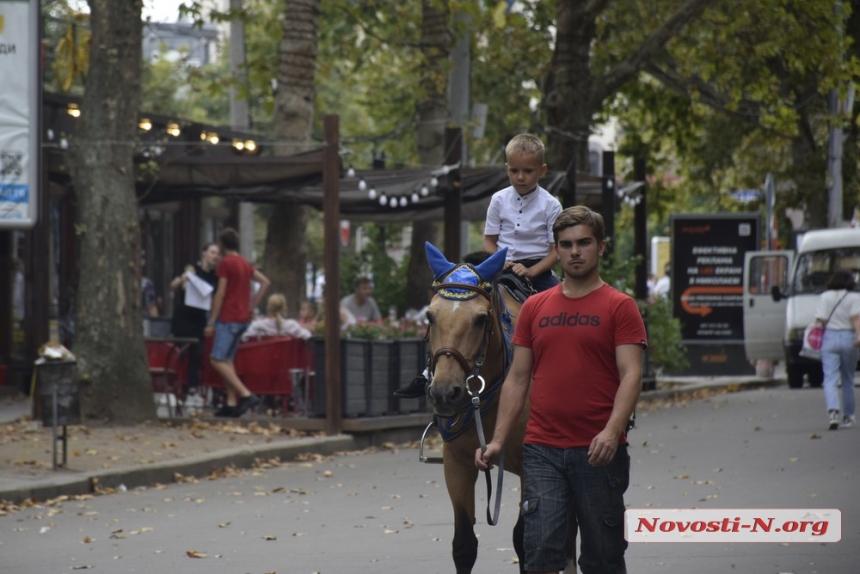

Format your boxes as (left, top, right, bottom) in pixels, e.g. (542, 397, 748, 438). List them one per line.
(513, 283, 647, 448)
(216, 254, 254, 323)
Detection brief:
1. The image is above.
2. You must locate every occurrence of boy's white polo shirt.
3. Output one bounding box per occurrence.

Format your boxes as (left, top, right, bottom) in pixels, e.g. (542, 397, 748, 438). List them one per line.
(485, 185, 562, 261)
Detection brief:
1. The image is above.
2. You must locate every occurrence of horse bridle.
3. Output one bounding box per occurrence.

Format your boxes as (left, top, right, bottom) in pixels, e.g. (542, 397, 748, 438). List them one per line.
(428, 281, 494, 395)
(427, 277, 505, 526)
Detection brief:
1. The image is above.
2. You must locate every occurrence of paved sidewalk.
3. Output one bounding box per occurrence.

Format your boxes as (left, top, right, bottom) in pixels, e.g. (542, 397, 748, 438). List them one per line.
(0, 372, 785, 505)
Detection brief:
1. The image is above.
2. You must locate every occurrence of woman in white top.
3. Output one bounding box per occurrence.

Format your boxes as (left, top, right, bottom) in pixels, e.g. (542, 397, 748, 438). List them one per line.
(242, 293, 311, 342)
(814, 270, 860, 430)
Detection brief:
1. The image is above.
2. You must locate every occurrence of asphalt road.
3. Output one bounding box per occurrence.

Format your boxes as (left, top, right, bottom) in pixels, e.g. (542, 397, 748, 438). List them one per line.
(0, 386, 856, 574)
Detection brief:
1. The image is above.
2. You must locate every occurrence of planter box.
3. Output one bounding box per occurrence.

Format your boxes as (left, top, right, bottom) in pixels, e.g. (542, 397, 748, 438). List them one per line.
(309, 337, 427, 418)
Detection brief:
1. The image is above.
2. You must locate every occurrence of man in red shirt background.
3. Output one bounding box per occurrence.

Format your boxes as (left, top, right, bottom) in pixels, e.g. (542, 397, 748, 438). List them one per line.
(205, 228, 271, 417)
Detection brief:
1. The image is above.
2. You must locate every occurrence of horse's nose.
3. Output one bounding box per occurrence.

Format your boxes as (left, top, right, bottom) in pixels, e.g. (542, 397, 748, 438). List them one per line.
(445, 385, 464, 405)
(428, 383, 464, 409)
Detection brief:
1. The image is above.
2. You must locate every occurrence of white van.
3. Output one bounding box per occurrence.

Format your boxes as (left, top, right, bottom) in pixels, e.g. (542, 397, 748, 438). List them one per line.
(743, 228, 860, 388)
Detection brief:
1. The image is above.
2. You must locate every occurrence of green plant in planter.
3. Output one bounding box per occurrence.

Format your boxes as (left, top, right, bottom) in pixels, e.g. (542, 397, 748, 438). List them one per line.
(640, 298, 688, 374)
(600, 251, 687, 375)
(342, 317, 426, 341)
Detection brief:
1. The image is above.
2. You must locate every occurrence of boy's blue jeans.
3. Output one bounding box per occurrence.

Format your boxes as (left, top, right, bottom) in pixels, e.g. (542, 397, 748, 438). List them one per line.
(529, 269, 560, 292)
(522, 443, 629, 574)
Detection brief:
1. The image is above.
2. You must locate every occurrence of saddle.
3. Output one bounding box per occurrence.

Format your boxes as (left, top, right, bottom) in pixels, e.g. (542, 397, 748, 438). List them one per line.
(496, 269, 537, 304)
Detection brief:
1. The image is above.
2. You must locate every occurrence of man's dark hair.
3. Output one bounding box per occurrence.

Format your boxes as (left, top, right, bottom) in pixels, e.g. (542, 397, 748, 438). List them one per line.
(354, 276, 372, 289)
(552, 206, 605, 243)
(826, 270, 857, 291)
(218, 228, 240, 251)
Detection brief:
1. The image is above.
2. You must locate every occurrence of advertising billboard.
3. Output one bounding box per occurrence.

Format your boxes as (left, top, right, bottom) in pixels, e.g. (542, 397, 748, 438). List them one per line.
(671, 214, 760, 343)
(0, 0, 39, 228)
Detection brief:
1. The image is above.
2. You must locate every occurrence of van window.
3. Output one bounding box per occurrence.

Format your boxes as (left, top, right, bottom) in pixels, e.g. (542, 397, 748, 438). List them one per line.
(793, 249, 860, 294)
(748, 255, 789, 293)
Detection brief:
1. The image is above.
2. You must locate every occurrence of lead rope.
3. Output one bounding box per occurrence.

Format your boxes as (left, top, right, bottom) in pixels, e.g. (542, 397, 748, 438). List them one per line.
(471, 384, 504, 526)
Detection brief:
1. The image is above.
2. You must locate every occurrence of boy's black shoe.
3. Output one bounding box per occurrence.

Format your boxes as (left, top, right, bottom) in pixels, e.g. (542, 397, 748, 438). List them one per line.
(393, 375, 428, 399)
(234, 394, 261, 417)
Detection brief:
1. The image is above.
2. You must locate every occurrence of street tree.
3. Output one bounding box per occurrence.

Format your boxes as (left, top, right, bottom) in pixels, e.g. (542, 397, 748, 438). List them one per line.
(67, 0, 155, 422)
(614, 0, 858, 229)
(543, 0, 719, 171)
(262, 0, 321, 317)
(403, 0, 449, 311)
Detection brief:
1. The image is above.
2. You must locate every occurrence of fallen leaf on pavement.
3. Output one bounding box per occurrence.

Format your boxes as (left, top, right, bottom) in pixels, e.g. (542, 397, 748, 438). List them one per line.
(186, 550, 207, 558)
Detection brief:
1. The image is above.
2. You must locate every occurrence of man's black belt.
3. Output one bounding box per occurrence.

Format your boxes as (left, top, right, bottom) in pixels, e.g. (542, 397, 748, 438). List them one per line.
(513, 258, 542, 267)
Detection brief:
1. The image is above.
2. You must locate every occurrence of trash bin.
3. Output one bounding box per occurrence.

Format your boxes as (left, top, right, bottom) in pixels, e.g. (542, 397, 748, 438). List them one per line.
(37, 361, 80, 427)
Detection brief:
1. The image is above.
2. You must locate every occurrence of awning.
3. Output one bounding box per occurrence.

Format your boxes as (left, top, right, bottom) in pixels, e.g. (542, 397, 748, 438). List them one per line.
(136, 149, 604, 222)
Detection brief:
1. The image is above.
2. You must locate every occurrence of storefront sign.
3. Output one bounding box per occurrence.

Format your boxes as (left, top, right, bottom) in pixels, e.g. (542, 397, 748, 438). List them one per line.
(0, 0, 39, 228)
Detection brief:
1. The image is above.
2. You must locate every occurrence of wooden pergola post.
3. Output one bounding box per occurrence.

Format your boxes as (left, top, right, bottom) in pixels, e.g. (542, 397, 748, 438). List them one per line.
(322, 115, 342, 436)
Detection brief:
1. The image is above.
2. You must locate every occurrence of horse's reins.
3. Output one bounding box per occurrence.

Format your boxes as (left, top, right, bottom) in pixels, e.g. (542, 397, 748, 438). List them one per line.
(429, 280, 506, 526)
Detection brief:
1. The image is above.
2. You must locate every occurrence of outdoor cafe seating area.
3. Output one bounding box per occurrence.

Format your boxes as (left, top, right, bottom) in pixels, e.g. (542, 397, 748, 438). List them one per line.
(145, 335, 313, 418)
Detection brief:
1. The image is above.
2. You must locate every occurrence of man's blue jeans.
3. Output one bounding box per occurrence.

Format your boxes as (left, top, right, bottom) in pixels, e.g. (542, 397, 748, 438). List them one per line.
(522, 443, 629, 574)
(211, 321, 247, 362)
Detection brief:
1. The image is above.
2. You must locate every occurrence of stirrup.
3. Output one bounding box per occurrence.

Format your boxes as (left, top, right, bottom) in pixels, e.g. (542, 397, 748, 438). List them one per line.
(419, 421, 443, 464)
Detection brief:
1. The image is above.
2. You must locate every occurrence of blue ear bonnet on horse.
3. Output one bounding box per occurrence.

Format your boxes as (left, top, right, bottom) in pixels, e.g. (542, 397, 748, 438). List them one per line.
(425, 242, 507, 299)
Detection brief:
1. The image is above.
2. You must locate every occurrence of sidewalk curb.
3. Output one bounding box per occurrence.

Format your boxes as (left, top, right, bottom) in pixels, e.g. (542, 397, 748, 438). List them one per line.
(639, 377, 786, 404)
(0, 435, 354, 505)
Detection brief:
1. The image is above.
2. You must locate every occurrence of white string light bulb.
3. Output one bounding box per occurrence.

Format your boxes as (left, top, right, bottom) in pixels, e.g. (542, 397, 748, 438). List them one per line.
(358, 178, 367, 191)
(430, 176, 439, 188)
(379, 194, 387, 206)
(368, 187, 377, 200)
(420, 185, 429, 197)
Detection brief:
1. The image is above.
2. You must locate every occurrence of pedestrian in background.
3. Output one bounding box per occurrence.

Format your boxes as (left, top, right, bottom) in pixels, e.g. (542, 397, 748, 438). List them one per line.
(298, 299, 318, 331)
(170, 242, 220, 396)
(815, 270, 860, 430)
(340, 276, 381, 322)
(204, 228, 271, 418)
(655, 262, 671, 300)
(242, 293, 311, 342)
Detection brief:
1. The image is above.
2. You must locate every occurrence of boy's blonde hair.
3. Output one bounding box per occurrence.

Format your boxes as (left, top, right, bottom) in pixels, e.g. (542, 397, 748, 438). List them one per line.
(505, 134, 545, 164)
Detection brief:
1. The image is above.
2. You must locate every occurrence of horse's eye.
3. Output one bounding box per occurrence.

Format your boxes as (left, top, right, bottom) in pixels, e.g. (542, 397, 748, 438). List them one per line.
(474, 314, 488, 328)
(426, 311, 436, 325)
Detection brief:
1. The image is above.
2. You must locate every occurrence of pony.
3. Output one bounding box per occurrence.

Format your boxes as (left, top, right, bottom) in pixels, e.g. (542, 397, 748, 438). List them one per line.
(422, 242, 575, 574)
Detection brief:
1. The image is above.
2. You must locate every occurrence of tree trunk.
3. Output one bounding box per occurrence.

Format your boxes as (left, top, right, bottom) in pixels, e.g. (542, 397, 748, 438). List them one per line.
(263, 0, 320, 316)
(404, 0, 449, 310)
(68, 0, 153, 422)
(791, 118, 828, 229)
(543, 1, 596, 171)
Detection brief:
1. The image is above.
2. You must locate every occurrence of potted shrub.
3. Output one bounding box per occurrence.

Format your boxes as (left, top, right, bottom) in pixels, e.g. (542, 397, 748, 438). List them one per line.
(309, 318, 428, 417)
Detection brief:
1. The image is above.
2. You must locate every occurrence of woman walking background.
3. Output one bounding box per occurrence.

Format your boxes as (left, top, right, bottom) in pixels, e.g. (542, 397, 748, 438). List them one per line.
(816, 270, 860, 430)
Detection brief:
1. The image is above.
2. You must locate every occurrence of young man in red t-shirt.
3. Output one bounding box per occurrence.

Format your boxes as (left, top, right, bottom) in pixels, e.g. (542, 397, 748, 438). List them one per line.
(477, 206, 647, 574)
(204, 228, 270, 417)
